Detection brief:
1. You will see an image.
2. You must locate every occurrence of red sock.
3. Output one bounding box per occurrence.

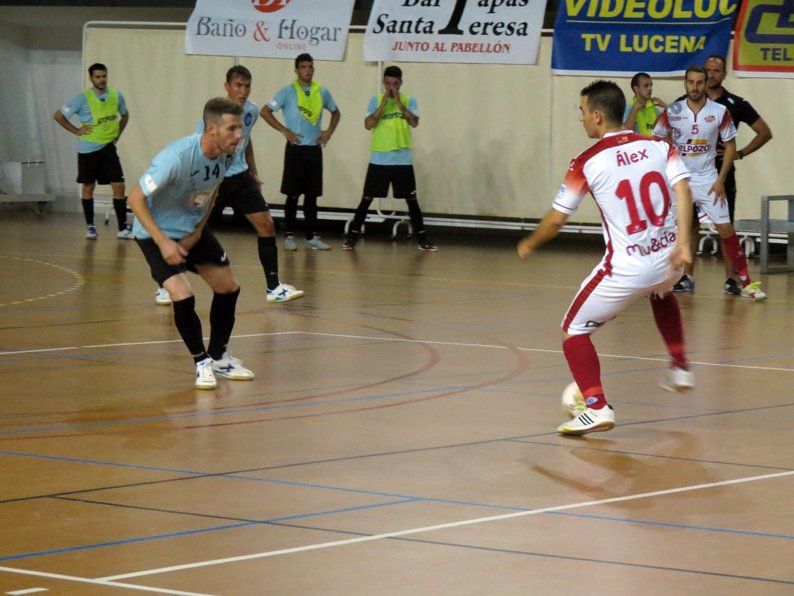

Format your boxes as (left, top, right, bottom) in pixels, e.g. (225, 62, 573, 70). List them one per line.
(721, 234, 751, 285)
(562, 335, 606, 409)
(651, 293, 688, 370)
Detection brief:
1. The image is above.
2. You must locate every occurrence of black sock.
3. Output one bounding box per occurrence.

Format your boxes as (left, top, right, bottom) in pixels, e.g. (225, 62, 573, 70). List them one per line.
(172, 296, 208, 363)
(257, 236, 280, 291)
(208, 288, 240, 360)
(113, 199, 128, 231)
(82, 199, 94, 226)
(350, 197, 372, 234)
(406, 199, 426, 235)
(304, 195, 318, 240)
(284, 195, 299, 235)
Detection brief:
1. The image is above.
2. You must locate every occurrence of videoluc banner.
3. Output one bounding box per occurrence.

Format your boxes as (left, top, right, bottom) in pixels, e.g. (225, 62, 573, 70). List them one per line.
(552, 0, 739, 76)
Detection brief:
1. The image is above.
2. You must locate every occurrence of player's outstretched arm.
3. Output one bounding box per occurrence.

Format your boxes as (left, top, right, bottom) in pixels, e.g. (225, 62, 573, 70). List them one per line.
(517, 209, 569, 260)
(669, 178, 693, 270)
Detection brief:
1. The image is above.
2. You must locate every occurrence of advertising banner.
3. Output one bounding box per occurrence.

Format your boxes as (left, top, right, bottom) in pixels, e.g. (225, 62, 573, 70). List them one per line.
(185, 0, 356, 61)
(734, 0, 794, 78)
(552, 0, 739, 76)
(363, 0, 547, 65)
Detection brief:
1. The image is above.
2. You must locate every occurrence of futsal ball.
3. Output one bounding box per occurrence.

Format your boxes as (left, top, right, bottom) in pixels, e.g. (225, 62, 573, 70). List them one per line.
(561, 382, 586, 418)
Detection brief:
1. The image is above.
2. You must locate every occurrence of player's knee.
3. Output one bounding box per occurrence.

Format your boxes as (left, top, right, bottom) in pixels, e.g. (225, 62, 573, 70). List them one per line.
(361, 195, 373, 204)
(254, 215, 275, 237)
(716, 223, 734, 238)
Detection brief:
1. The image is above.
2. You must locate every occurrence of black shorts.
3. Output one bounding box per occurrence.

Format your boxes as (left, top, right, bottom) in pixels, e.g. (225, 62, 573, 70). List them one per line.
(77, 143, 124, 185)
(216, 171, 269, 215)
(136, 228, 230, 286)
(280, 143, 323, 197)
(363, 164, 417, 199)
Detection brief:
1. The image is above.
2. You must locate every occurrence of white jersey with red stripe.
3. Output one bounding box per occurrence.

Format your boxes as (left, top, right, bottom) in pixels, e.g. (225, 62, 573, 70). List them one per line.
(653, 98, 736, 185)
(553, 131, 690, 287)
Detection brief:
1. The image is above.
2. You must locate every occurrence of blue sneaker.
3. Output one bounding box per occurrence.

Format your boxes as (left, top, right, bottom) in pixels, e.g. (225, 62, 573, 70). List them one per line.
(86, 225, 98, 240)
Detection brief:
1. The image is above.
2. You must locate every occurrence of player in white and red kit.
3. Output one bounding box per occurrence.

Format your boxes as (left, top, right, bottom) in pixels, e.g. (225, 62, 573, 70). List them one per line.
(653, 66, 766, 300)
(518, 81, 695, 436)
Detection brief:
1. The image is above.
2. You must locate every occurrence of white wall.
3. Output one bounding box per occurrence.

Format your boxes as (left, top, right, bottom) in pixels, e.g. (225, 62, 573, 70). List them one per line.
(84, 26, 793, 224)
(3, 17, 792, 222)
(0, 25, 36, 162)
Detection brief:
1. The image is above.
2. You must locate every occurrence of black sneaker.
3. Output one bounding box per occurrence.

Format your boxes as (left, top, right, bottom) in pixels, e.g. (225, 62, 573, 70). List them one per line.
(417, 235, 438, 252)
(673, 274, 695, 293)
(723, 277, 741, 296)
(342, 233, 359, 251)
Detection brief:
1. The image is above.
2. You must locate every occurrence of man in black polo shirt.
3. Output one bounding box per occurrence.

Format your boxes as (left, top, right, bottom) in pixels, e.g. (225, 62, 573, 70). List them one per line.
(705, 55, 773, 295)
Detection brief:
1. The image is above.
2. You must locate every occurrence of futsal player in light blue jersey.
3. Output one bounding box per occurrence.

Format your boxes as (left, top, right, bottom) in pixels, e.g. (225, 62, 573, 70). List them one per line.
(261, 53, 341, 251)
(54, 62, 130, 240)
(128, 97, 254, 390)
(154, 66, 303, 306)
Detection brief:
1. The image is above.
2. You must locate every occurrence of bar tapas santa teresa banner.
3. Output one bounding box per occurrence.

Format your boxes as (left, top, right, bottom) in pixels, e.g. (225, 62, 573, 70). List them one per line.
(552, 0, 739, 76)
(185, 0, 356, 60)
(363, 0, 547, 65)
(733, 0, 794, 78)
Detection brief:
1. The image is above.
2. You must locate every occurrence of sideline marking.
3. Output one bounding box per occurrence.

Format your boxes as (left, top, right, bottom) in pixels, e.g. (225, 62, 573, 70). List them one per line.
(2, 331, 793, 373)
(0, 566, 210, 595)
(100, 469, 794, 581)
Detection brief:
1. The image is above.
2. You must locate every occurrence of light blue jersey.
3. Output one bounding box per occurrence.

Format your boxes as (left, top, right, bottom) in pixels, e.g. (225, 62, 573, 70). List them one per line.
(132, 134, 233, 240)
(60, 89, 128, 154)
(195, 99, 258, 177)
(367, 95, 419, 166)
(267, 84, 337, 146)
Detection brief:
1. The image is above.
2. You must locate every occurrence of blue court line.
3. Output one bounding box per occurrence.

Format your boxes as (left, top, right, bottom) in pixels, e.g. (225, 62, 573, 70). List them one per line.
(547, 511, 794, 540)
(0, 498, 417, 563)
(6, 447, 792, 543)
(0, 522, 254, 562)
(0, 447, 528, 509)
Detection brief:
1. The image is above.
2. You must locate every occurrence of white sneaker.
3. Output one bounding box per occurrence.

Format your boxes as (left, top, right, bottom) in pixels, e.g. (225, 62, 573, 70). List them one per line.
(306, 236, 331, 250)
(557, 405, 615, 436)
(212, 353, 255, 380)
(155, 287, 172, 306)
(266, 283, 304, 303)
(283, 234, 297, 251)
(86, 225, 98, 240)
(741, 281, 767, 301)
(195, 357, 217, 390)
(117, 228, 134, 240)
(659, 366, 695, 393)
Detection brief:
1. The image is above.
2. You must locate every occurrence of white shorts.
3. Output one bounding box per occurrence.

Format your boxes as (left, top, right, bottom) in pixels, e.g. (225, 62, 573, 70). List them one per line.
(691, 179, 730, 225)
(562, 264, 680, 335)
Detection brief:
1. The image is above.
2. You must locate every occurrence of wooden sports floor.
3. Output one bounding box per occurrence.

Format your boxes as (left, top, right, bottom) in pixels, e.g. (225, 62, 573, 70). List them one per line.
(1, 211, 792, 595)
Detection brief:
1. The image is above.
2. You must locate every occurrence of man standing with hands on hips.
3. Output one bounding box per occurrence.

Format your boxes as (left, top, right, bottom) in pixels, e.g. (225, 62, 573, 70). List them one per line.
(54, 63, 131, 240)
(261, 53, 340, 251)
